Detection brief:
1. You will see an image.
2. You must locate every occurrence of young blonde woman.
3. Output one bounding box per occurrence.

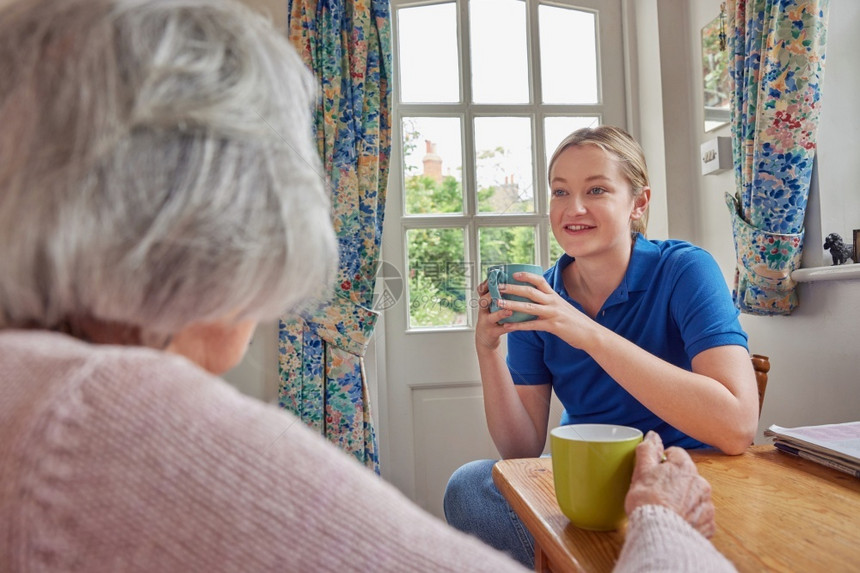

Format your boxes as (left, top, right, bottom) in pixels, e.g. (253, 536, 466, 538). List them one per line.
(444, 126, 758, 567)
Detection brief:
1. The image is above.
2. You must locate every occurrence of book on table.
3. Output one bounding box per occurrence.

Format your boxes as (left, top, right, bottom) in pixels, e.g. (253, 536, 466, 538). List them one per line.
(764, 421, 860, 478)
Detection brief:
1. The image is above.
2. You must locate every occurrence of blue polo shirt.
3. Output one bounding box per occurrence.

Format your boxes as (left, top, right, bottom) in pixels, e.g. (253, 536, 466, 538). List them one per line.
(506, 235, 748, 449)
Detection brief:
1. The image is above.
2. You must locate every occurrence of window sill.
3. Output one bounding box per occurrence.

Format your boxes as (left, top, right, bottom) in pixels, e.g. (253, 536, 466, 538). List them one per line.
(792, 264, 860, 283)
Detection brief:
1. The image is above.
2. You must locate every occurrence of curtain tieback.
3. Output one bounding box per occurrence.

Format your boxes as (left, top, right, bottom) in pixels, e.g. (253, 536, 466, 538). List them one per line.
(726, 193, 805, 316)
(302, 293, 379, 357)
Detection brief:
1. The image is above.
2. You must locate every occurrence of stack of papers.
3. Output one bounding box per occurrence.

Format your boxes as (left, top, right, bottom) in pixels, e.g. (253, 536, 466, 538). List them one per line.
(764, 421, 860, 478)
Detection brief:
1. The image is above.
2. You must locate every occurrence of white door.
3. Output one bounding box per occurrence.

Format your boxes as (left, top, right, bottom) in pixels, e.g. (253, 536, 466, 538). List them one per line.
(378, 0, 627, 518)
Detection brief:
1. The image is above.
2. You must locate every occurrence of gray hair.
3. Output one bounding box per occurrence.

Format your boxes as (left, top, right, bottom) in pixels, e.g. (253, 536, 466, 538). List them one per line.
(0, 0, 337, 341)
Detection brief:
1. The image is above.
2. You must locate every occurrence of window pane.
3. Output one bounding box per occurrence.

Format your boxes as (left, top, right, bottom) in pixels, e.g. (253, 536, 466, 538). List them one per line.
(407, 228, 469, 328)
(474, 116, 534, 213)
(540, 6, 598, 104)
(544, 116, 600, 167)
(469, 0, 528, 103)
(479, 226, 537, 280)
(402, 117, 463, 215)
(398, 4, 459, 103)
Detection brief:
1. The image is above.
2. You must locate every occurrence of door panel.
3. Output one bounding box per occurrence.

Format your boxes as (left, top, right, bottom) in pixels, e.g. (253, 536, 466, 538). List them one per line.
(411, 384, 499, 517)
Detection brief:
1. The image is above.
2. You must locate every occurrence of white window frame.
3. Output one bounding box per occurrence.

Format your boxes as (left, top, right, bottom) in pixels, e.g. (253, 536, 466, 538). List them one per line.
(389, 0, 623, 333)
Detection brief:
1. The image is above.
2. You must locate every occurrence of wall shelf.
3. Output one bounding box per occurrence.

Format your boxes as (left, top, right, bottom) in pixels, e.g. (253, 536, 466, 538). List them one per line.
(792, 264, 860, 283)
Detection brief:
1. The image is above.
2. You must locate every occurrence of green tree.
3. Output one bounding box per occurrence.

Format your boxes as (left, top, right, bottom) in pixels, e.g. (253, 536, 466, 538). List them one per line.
(407, 227, 466, 322)
(408, 268, 459, 327)
(405, 174, 462, 214)
(402, 156, 537, 327)
(480, 227, 535, 268)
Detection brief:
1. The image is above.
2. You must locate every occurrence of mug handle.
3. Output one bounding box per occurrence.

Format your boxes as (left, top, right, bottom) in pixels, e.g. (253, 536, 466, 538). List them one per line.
(487, 267, 503, 302)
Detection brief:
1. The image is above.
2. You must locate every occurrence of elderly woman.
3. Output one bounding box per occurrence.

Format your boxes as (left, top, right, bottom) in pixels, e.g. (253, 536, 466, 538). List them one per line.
(0, 0, 734, 571)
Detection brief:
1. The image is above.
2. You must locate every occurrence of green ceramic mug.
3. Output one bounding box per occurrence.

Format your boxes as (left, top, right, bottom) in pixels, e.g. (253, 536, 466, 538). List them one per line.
(487, 263, 543, 324)
(550, 424, 643, 531)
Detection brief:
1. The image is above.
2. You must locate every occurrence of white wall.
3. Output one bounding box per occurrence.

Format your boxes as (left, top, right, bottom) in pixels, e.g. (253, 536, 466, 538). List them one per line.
(626, 0, 669, 240)
(239, 0, 286, 30)
(815, 1, 860, 243)
(653, 0, 860, 440)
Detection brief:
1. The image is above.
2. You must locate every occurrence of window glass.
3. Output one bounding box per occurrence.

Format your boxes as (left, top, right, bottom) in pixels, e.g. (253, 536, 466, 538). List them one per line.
(474, 116, 534, 213)
(479, 226, 537, 279)
(539, 5, 598, 104)
(398, 3, 459, 103)
(544, 115, 600, 170)
(402, 117, 464, 215)
(470, 0, 528, 103)
(407, 228, 469, 328)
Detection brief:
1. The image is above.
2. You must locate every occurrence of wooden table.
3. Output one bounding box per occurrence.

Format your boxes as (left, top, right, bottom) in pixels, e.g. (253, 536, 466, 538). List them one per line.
(493, 445, 860, 572)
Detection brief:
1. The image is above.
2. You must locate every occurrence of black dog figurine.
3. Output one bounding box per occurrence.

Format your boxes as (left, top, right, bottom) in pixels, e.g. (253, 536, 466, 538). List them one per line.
(823, 233, 853, 265)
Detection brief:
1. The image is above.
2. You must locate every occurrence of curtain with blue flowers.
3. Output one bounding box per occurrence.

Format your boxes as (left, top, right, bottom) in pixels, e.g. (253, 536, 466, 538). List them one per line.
(279, 0, 391, 472)
(725, 0, 830, 315)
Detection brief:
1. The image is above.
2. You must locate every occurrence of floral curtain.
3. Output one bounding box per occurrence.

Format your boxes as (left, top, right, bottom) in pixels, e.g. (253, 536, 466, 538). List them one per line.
(280, 0, 391, 472)
(726, 0, 830, 315)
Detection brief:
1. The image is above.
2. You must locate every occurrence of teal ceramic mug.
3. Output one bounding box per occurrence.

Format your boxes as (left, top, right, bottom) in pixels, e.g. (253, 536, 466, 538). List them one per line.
(487, 263, 543, 324)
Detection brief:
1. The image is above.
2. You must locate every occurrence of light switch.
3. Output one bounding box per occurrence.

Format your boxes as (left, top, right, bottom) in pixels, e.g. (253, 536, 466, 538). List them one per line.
(701, 137, 732, 175)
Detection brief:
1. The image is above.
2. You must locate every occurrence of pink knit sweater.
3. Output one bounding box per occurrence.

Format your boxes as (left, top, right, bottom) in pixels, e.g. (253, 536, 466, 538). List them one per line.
(0, 330, 734, 572)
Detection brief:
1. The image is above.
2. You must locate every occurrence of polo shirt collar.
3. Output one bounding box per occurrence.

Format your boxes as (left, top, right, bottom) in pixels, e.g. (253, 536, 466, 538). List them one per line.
(626, 234, 661, 293)
(548, 234, 660, 304)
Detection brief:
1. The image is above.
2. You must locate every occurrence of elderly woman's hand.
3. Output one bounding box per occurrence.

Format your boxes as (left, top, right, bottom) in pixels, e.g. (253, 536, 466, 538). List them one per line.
(625, 431, 716, 538)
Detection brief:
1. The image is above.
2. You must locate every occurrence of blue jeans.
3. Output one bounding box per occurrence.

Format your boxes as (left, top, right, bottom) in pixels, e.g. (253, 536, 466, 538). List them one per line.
(443, 459, 535, 568)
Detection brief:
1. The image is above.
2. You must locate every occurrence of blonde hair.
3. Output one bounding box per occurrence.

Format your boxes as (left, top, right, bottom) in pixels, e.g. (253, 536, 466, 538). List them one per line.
(548, 125, 650, 237)
(0, 0, 337, 342)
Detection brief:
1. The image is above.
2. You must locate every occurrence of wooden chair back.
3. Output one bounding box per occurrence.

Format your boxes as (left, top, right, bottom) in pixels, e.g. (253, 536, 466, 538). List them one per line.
(751, 354, 771, 418)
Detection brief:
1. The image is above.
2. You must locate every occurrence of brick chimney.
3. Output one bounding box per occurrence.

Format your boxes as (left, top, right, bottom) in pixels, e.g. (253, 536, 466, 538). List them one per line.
(422, 140, 443, 182)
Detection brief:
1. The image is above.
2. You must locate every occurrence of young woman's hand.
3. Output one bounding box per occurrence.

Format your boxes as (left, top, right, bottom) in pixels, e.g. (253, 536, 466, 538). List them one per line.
(491, 271, 596, 349)
(474, 279, 514, 353)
